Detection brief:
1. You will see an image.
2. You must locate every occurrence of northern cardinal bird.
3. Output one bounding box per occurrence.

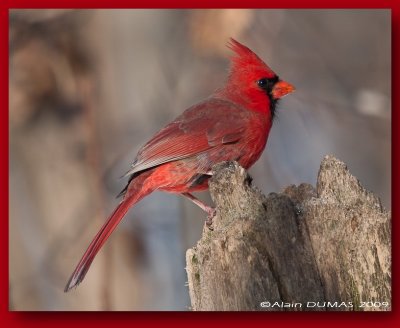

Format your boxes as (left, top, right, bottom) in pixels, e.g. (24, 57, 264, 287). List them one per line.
(65, 38, 294, 292)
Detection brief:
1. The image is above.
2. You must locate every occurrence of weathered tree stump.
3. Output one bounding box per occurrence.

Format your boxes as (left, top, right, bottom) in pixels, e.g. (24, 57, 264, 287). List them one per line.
(186, 156, 391, 311)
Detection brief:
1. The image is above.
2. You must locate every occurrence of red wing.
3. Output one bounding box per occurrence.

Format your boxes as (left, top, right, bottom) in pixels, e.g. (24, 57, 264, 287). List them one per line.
(124, 98, 250, 176)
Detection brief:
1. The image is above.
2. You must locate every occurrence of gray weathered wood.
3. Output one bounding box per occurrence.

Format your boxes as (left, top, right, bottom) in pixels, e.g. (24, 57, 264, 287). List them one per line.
(186, 156, 391, 311)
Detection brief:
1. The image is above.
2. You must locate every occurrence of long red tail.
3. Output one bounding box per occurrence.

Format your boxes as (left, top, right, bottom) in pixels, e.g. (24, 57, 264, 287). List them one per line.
(64, 173, 153, 292)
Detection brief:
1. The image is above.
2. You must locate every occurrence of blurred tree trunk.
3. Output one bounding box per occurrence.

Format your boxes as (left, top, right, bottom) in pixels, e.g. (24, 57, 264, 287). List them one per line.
(186, 156, 391, 311)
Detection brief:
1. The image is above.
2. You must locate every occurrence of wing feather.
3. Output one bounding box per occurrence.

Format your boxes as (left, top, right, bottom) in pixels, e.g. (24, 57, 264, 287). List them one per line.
(124, 98, 251, 176)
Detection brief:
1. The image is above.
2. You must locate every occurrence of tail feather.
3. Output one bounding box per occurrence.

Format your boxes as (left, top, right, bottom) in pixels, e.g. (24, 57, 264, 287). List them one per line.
(65, 180, 153, 292)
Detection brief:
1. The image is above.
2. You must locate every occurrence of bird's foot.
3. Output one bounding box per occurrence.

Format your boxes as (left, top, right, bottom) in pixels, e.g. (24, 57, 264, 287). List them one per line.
(205, 208, 216, 230)
(181, 192, 216, 229)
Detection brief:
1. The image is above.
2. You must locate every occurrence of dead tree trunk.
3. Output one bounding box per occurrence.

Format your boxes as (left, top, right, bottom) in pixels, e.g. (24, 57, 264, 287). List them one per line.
(186, 156, 391, 311)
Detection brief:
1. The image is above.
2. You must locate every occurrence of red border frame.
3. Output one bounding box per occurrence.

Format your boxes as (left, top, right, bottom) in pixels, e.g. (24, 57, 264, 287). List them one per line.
(2, 0, 396, 9)
(3, 0, 398, 326)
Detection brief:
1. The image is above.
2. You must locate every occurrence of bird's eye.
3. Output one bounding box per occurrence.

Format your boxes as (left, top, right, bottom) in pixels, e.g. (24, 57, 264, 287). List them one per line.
(257, 78, 268, 87)
(257, 76, 280, 91)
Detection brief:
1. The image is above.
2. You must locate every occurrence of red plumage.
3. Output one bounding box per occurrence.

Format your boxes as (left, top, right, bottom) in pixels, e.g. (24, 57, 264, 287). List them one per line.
(65, 38, 294, 292)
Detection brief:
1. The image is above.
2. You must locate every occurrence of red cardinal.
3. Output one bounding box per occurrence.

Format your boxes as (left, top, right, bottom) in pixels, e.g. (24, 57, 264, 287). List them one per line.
(65, 38, 294, 292)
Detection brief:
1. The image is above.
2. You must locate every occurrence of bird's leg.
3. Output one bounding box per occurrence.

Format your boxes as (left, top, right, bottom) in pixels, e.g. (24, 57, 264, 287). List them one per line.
(181, 192, 216, 227)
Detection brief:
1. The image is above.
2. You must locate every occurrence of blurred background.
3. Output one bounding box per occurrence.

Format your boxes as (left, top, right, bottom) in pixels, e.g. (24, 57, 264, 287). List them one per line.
(9, 9, 391, 311)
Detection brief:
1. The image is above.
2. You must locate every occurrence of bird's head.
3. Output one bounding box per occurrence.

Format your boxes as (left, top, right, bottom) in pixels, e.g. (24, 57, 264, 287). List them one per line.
(221, 38, 295, 120)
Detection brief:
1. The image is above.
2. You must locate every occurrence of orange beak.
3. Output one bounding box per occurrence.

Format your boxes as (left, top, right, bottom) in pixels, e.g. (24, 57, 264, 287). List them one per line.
(271, 80, 295, 99)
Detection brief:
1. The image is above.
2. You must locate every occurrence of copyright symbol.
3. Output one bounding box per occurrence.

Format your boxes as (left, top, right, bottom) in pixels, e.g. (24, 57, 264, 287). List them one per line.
(260, 301, 270, 308)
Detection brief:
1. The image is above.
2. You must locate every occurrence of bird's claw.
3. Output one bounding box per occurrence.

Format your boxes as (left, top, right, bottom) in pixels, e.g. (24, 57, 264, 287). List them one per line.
(206, 208, 216, 230)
